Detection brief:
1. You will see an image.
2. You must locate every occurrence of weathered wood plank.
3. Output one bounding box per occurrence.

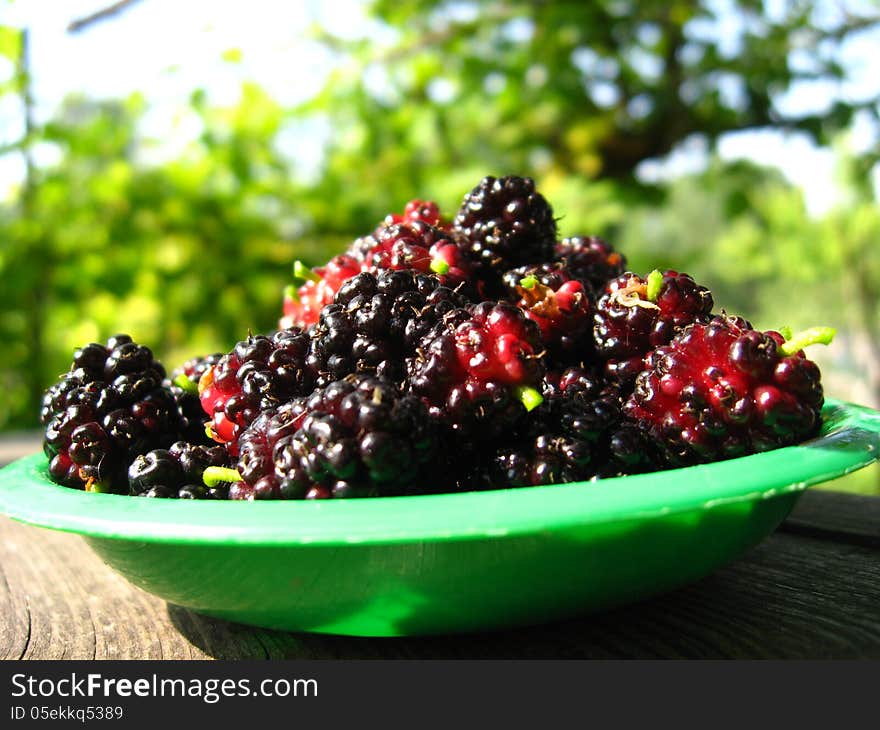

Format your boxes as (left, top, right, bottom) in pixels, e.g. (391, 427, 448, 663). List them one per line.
(0, 541, 30, 661)
(1, 512, 878, 660)
(781, 490, 880, 548)
(0, 518, 207, 660)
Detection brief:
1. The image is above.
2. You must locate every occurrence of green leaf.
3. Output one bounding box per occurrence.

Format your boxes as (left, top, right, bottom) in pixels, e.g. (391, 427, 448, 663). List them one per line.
(0, 25, 22, 64)
(221, 47, 243, 63)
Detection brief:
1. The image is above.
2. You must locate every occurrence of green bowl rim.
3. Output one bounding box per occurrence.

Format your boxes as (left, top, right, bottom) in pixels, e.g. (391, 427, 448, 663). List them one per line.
(1, 398, 878, 546)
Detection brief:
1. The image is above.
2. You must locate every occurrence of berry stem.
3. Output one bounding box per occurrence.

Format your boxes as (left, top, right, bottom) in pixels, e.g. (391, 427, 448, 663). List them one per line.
(172, 373, 199, 395)
(292, 261, 320, 283)
(778, 326, 836, 356)
(84, 476, 113, 494)
(430, 257, 450, 276)
(519, 275, 538, 290)
(646, 269, 663, 303)
(197, 367, 214, 396)
(203, 466, 243, 487)
(283, 283, 300, 304)
(514, 385, 544, 412)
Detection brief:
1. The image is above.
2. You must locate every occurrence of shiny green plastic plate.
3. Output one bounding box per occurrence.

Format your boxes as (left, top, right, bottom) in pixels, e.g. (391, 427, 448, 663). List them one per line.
(1, 398, 878, 637)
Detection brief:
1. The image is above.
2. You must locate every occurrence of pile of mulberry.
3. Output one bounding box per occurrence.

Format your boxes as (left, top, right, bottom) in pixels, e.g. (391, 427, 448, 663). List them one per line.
(38, 174, 834, 499)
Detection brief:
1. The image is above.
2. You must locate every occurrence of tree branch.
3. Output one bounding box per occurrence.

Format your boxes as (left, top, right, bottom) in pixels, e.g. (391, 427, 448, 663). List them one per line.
(67, 0, 143, 34)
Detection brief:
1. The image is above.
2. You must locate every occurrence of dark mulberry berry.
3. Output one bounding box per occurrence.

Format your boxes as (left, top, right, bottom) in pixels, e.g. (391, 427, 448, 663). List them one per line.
(453, 175, 556, 268)
(129, 441, 230, 498)
(198, 330, 316, 450)
(406, 301, 546, 441)
(234, 375, 437, 499)
(624, 316, 829, 466)
(555, 236, 626, 295)
(42, 335, 179, 492)
(233, 399, 313, 499)
(307, 268, 470, 386)
(167, 353, 222, 444)
(490, 436, 594, 488)
(594, 270, 714, 385)
(537, 369, 665, 478)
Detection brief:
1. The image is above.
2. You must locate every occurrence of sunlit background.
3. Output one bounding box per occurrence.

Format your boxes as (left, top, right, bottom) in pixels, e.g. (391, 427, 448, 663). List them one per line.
(1, 0, 878, 491)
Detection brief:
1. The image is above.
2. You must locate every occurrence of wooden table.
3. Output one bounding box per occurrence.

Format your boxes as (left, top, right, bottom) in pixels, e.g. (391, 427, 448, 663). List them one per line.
(2, 484, 878, 660)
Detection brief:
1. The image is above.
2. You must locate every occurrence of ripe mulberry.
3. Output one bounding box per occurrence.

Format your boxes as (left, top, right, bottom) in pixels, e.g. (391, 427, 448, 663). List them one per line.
(624, 316, 830, 466)
(233, 375, 438, 499)
(503, 263, 593, 365)
(307, 268, 471, 386)
(198, 330, 316, 450)
(129, 441, 231, 498)
(555, 236, 626, 295)
(453, 175, 556, 268)
(594, 270, 713, 385)
(406, 301, 546, 442)
(42, 335, 180, 492)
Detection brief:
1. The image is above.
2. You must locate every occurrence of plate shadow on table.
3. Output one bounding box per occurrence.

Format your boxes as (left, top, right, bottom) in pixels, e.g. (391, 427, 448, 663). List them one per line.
(164, 587, 726, 660)
(164, 524, 880, 660)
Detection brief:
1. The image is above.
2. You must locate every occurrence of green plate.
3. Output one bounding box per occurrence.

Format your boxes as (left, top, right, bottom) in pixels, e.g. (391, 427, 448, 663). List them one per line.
(1, 398, 878, 637)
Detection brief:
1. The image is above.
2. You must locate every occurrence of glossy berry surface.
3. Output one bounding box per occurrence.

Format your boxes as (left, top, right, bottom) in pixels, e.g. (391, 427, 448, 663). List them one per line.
(538, 368, 665, 478)
(280, 254, 362, 330)
(625, 315, 824, 466)
(233, 400, 313, 499)
(308, 268, 470, 386)
(489, 434, 593, 488)
(489, 392, 608, 488)
(594, 270, 714, 385)
(198, 330, 316, 450)
(42, 335, 179, 492)
(555, 236, 626, 295)
(407, 301, 545, 440)
(128, 441, 230, 499)
(235, 375, 437, 499)
(503, 263, 593, 364)
(167, 353, 222, 445)
(453, 175, 556, 268)
(349, 221, 475, 293)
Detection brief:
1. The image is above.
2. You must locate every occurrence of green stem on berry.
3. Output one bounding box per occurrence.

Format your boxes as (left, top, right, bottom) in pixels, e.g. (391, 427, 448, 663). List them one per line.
(778, 326, 836, 356)
(84, 477, 113, 494)
(203, 466, 243, 487)
(778, 325, 793, 340)
(292, 260, 320, 283)
(514, 385, 544, 412)
(645, 269, 663, 303)
(430, 257, 450, 276)
(172, 373, 199, 395)
(519, 275, 538, 290)
(283, 283, 300, 304)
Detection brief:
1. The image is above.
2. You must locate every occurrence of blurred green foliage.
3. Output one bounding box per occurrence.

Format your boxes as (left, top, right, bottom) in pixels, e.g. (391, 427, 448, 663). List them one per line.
(0, 1, 878, 491)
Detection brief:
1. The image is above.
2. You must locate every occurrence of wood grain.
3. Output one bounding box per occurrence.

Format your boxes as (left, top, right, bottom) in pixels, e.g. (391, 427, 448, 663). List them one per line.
(779, 490, 880, 548)
(1, 489, 878, 659)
